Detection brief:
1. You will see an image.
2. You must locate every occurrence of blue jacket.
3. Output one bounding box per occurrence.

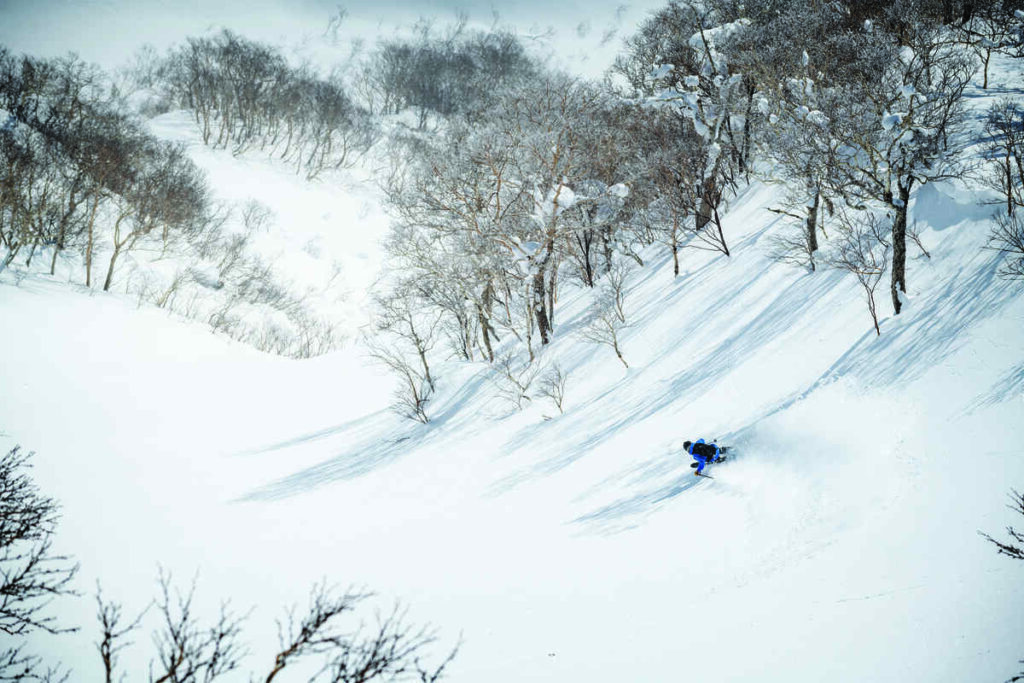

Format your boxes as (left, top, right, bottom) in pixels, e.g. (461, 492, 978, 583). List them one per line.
(689, 439, 719, 474)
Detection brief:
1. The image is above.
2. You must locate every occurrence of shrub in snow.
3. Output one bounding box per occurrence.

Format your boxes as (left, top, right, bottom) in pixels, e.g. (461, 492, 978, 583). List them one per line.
(988, 212, 1024, 281)
(490, 352, 541, 411)
(536, 363, 570, 415)
(367, 285, 440, 423)
(981, 489, 1024, 681)
(823, 210, 890, 336)
(579, 261, 632, 368)
(0, 446, 78, 680)
(93, 575, 458, 683)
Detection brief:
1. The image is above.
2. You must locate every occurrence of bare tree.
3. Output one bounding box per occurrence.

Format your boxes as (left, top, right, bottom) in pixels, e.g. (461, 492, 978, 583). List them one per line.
(0, 447, 79, 638)
(95, 584, 147, 683)
(766, 217, 822, 273)
(0, 646, 68, 683)
(982, 100, 1024, 218)
(980, 488, 1024, 681)
(826, 15, 975, 315)
(581, 309, 630, 369)
(103, 141, 209, 291)
(957, 0, 1024, 88)
(362, 24, 536, 125)
(148, 569, 248, 683)
(987, 212, 1024, 280)
(824, 212, 891, 336)
(0, 447, 78, 682)
(366, 337, 433, 423)
(374, 286, 441, 392)
(981, 489, 1024, 561)
(536, 364, 569, 415)
(88, 576, 457, 683)
(490, 353, 540, 411)
(155, 31, 376, 178)
(263, 583, 372, 682)
(263, 582, 457, 683)
(579, 262, 632, 367)
(612, 0, 755, 258)
(241, 199, 275, 235)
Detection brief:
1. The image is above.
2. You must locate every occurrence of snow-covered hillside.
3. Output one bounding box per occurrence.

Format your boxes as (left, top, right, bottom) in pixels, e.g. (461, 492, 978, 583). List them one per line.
(2, 5, 1024, 683)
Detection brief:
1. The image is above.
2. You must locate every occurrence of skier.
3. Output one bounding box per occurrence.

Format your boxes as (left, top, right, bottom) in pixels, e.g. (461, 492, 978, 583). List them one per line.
(684, 439, 721, 476)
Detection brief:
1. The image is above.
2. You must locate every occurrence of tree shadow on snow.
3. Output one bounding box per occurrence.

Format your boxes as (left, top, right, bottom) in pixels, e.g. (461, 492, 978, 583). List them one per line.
(814, 249, 1016, 389)
(964, 362, 1024, 413)
(568, 456, 708, 535)
(490, 263, 848, 498)
(238, 367, 495, 501)
(565, 234, 1017, 533)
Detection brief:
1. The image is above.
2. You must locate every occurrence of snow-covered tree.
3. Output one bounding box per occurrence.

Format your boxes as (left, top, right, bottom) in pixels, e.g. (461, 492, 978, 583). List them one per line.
(612, 0, 759, 259)
(384, 75, 623, 352)
(736, 3, 859, 271)
(822, 16, 976, 314)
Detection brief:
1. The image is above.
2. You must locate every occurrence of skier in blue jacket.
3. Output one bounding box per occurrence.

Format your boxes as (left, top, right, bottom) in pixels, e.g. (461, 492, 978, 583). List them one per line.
(685, 439, 721, 475)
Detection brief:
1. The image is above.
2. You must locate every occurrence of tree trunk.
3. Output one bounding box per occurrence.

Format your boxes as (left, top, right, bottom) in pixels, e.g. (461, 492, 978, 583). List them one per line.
(576, 230, 594, 287)
(696, 180, 715, 232)
(741, 84, 755, 178)
(806, 190, 820, 272)
(103, 244, 122, 292)
(890, 180, 913, 315)
(671, 212, 680, 276)
(1006, 154, 1015, 217)
(49, 241, 60, 275)
(85, 198, 99, 288)
(547, 265, 557, 331)
(523, 281, 535, 360)
(417, 343, 434, 392)
(614, 338, 628, 368)
(2, 244, 19, 269)
(601, 225, 614, 275)
(713, 207, 730, 257)
(532, 269, 550, 345)
(477, 286, 495, 363)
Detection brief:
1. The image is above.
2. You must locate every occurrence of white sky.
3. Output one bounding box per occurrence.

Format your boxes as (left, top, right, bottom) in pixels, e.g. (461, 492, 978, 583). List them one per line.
(0, 0, 665, 78)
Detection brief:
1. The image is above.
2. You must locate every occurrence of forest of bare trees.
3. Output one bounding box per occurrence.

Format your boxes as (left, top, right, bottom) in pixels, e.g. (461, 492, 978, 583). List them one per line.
(0, 48, 342, 357)
(151, 30, 378, 180)
(2, 0, 1023, 398)
(372, 0, 1023, 417)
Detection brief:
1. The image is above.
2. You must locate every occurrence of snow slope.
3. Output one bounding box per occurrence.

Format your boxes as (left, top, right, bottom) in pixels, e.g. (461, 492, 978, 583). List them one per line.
(2, 19, 1024, 683)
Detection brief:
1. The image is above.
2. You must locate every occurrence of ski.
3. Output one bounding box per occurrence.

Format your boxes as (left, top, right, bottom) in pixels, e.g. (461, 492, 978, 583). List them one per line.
(694, 472, 714, 479)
